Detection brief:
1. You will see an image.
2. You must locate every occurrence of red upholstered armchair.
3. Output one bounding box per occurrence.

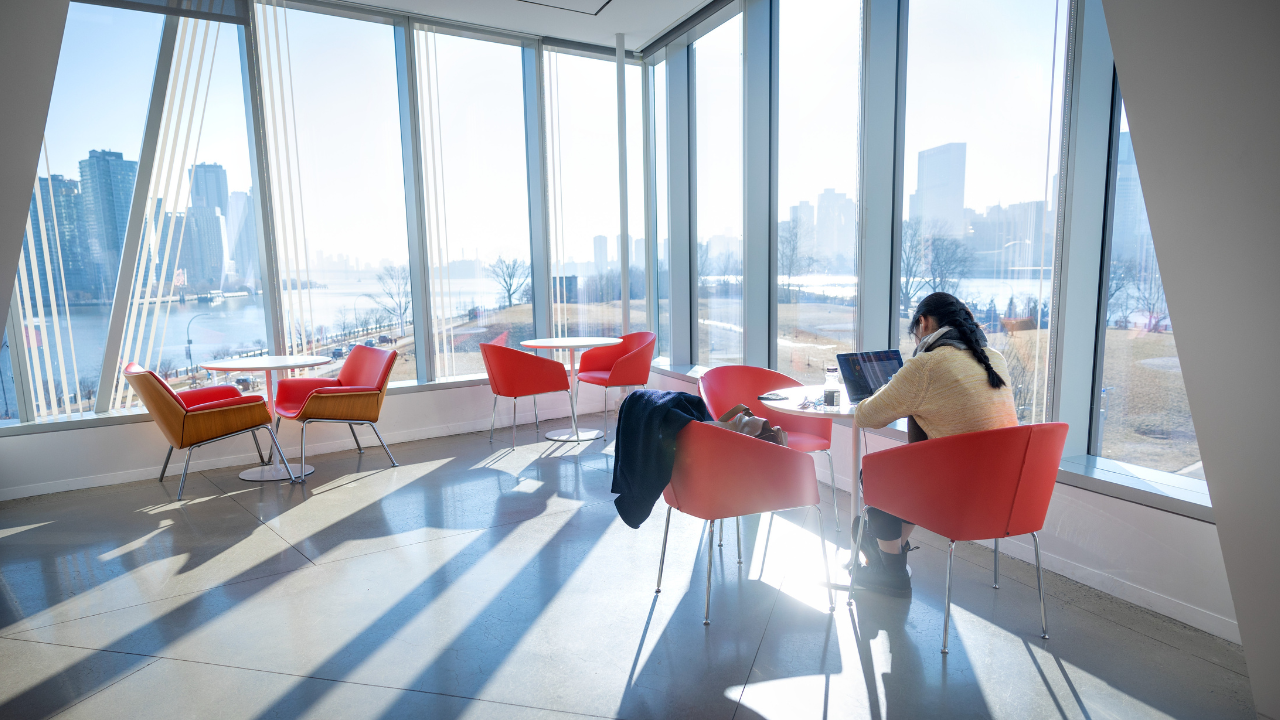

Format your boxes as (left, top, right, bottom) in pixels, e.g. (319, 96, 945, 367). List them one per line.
(275, 345, 399, 471)
(124, 362, 290, 499)
(577, 331, 655, 436)
(654, 421, 835, 625)
(850, 423, 1068, 653)
(480, 342, 576, 448)
(698, 365, 842, 530)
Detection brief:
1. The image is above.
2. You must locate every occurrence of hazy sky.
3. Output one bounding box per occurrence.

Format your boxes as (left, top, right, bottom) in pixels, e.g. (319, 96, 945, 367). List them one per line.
(42, 0, 1069, 267)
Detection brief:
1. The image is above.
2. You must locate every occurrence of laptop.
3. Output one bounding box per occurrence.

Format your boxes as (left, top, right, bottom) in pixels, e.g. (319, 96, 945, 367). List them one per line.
(836, 350, 904, 402)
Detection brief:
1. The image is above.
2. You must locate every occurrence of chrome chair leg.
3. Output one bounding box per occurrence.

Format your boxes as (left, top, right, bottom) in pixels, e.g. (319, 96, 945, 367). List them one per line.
(942, 540, 956, 654)
(267, 416, 282, 464)
(159, 446, 173, 482)
(265, 423, 297, 483)
(656, 506, 672, 593)
(718, 518, 723, 547)
(993, 538, 1001, 589)
(349, 423, 364, 453)
(250, 431, 266, 465)
(735, 516, 742, 564)
(511, 397, 517, 449)
(488, 396, 498, 443)
(300, 422, 308, 476)
(177, 447, 194, 499)
(822, 450, 840, 531)
(566, 390, 580, 438)
(704, 520, 715, 626)
(533, 395, 539, 435)
(368, 422, 398, 466)
(815, 505, 835, 612)
(848, 507, 868, 606)
(1033, 531, 1048, 639)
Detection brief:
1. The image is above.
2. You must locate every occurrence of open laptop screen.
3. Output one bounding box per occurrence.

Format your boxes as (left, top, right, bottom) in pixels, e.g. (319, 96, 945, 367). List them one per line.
(836, 350, 904, 402)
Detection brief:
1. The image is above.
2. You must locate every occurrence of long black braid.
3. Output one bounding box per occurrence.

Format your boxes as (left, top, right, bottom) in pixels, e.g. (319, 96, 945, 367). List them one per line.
(910, 292, 1007, 389)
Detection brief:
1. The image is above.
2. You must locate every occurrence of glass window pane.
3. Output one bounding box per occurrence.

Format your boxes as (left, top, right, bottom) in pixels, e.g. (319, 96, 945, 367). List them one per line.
(253, 7, 417, 383)
(104, 14, 274, 411)
(1, 331, 18, 426)
(694, 14, 743, 368)
(626, 63, 647, 333)
(777, 0, 862, 383)
(1096, 101, 1202, 477)
(544, 51, 623, 348)
(652, 60, 672, 366)
(899, 0, 1070, 424)
(415, 29, 533, 379)
(12, 3, 162, 419)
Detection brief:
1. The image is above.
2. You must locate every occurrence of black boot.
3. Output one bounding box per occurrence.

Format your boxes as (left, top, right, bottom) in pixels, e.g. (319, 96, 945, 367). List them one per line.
(854, 546, 912, 598)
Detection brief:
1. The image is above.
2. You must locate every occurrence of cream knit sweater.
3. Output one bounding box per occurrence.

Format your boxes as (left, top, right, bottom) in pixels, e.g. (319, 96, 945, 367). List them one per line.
(854, 345, 1018, 439)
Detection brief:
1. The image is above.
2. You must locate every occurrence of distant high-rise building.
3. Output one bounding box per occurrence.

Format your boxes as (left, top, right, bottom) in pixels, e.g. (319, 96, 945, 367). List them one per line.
(226, 191, 259, 290)
(180, 207, 227, 292)
(1110, 132, 1149, 263)
(593, 235, 608, 276)
(815, 189, 856, 260)
(24, 175, 93, 306)
(909, 143, 967, 238)
(190, 163, 229, 213)
(968, 200, 1045, 277)
(789, 201, 815, 248)
(79, 150, 138, 299)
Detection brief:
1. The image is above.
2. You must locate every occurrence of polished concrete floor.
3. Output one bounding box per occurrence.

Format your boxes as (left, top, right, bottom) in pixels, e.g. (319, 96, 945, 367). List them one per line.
(0, 414, 1255, 719)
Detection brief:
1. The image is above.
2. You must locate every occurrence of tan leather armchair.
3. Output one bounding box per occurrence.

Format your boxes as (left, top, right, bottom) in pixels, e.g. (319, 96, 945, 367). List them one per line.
(124, 363, 292, 498)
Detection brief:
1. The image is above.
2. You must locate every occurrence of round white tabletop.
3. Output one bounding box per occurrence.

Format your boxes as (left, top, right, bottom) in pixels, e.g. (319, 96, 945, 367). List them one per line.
(198, 355, 332, 481)
(519, 337, 621, 350)
(760, 384, 858, 418)
(518, 337, 623, 442)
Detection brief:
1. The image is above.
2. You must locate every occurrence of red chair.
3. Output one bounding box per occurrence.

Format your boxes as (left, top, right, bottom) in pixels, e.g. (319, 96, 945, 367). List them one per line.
(124, 363, 292, 499)
(576, 331, 656, 436)
(480, 342, 577, 448)
(850, 423, 1068, 653)
(698, 365, 842, 530)
(654, 421, 835, 624)
(275, 345, 399, 471)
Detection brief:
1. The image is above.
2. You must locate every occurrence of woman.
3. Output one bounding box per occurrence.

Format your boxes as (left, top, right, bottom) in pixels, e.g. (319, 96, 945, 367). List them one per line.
(852, 292, 1018, 597)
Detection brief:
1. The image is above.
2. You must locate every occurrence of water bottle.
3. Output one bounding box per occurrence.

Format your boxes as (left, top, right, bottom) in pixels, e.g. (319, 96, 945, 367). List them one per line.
(823, 366, 841, 407)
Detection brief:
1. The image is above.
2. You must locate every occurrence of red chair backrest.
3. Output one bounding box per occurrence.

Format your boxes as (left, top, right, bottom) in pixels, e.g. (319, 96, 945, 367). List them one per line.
(665, 420, 820, 521)
(123, 361, 186, 409)
(861, 423, 1068, 541)
(607, 332, 656, 386)
(338, 345, 397, 389)
(479, 342, 570, 398)
(698, 365, 831, 441)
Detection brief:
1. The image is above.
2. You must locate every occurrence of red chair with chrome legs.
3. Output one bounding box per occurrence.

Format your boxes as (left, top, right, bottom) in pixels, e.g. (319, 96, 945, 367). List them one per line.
(698, 365, 843, 530)
(274, 345, 399, 473)
(849, 423, 1068, 653)
(124, 362, 292, 499)
(654, 421, 835, 624)
(480, 342, 577, 448)
(576, 331, 656, 436)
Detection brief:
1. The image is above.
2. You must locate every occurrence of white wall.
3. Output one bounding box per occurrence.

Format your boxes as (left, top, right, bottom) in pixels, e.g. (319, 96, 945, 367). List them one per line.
(1101, 0, 1280, 713)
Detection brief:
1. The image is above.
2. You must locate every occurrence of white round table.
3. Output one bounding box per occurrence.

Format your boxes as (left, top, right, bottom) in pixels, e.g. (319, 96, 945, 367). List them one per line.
(200, 355, 332, 481)
(519, 337, 622, 442)
(761, 384, 862, 570)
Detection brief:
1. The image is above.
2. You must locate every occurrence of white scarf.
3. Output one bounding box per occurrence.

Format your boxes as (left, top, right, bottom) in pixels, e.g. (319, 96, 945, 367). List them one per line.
(913, 325, 954, 357)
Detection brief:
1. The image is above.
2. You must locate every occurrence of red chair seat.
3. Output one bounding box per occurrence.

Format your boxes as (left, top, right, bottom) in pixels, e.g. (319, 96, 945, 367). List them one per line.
(274, 377, 338, 418)
(783, 431, 831, 453)
(576, 370, 611, 387)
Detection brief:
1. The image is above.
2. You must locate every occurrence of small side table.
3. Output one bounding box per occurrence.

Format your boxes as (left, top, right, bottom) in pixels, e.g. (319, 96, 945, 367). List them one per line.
(519, 337, 622, 442)
(200, 355, 332, 481)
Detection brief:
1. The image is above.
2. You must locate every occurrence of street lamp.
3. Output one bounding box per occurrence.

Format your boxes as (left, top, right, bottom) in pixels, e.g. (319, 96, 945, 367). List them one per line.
(186, 313, 210, 378)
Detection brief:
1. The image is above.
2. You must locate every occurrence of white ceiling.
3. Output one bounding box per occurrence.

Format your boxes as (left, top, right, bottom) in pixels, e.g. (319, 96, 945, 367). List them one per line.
(364, 0, 710, 51)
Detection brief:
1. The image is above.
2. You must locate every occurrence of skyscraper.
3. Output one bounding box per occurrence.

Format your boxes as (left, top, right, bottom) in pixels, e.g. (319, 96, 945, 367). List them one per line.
(78, 150, 137, 299)
(226, 191, 259, 290)
(815, 189, 856, 261)
(24, 175, 90, 306)
(190, 163, 229, 213)
(789, 201, 815, 248)
(909, 142, 967, 238)
(179, 207, 227, 291)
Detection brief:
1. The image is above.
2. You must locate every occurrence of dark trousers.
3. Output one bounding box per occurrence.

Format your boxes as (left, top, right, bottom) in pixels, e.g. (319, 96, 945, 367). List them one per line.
(867, 506, 914, 542)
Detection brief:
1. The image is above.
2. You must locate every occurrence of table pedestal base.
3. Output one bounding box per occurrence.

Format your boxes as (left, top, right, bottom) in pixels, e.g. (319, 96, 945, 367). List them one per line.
(546, 429, 604, 442)
(239, 463, 314, 481)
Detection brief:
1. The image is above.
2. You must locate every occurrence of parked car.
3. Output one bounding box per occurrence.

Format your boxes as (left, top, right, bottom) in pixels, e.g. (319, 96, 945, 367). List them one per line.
(330, 346, 345, 359)
(234, 376, 260, 393)
(378, 335, 392, 345)
(363, 339, 376, 348)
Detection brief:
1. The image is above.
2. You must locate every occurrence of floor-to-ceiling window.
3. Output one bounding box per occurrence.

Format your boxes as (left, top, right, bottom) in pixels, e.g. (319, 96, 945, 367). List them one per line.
(1094, 97, 1201, 478)
(414, 28, 533, 379)
(625, 63, 647, 334)
(776, 0, 862, 383)
(651, 59, 672, 366)
(253, 4, 417, 383)
(898, 0, 1070, 423)
(693, 13, 744, 368)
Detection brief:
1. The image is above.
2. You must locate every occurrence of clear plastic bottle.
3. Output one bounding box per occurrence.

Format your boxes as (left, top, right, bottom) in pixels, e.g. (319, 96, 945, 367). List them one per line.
(823, 366, 841, 407)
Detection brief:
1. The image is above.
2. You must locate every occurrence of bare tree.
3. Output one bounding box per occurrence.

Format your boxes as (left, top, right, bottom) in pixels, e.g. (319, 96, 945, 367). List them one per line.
(899, 219, 929, 316)
(696, 241, 712, 289)
(78, 373, 98, 408)
(1135, 263, 1169, 331)
(365, 264, 412, 336)
(926, 237, 974, 297)
(488, 256, 530, 308)
(778, 221, 815, 303)
(157, 357, 177, 380)
(1105, 257, 1138, 326)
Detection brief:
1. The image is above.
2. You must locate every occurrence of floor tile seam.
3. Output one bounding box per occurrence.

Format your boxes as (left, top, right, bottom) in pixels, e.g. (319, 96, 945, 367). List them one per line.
(0, 560, 327, 638)
(47, 654, 163, 719)
(916, 539, 1252, 678)
(303, 498, 617, 568)
(215, 480, 322, 568)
